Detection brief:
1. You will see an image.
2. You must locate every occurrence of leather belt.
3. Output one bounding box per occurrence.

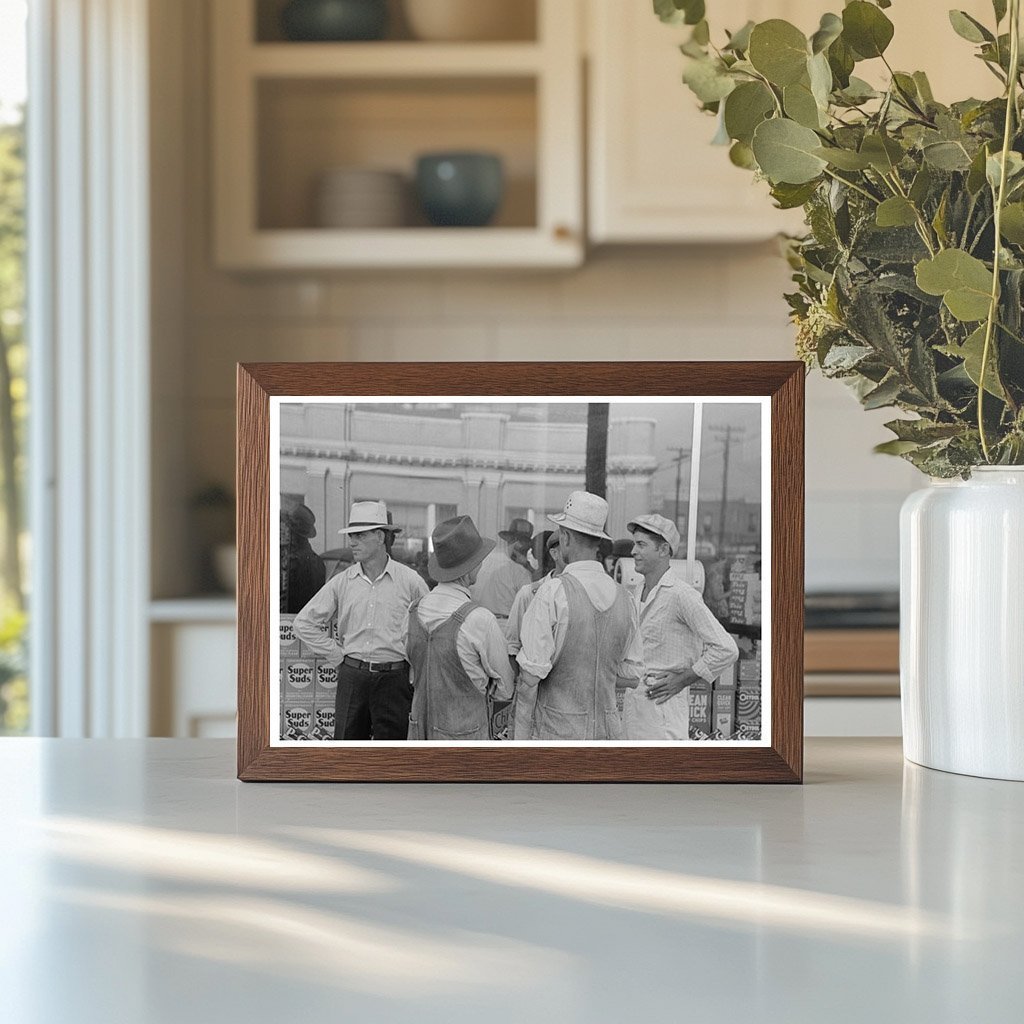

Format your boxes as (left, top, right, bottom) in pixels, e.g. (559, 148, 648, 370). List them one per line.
(342, 655, 406, 674)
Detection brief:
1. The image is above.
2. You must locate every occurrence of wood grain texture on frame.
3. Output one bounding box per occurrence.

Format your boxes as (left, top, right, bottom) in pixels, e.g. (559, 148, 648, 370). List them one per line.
(237, 362, 804, 783)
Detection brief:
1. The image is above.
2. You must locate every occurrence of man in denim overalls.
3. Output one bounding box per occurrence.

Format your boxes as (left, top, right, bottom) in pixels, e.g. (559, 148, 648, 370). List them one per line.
(406, 516, 514, 741)
(514, 492, 644, 741)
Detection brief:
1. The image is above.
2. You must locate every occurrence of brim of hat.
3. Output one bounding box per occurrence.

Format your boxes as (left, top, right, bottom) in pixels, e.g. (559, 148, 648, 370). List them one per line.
(337, 523, 402, 536)
(498, 530, 533, 543)
(547, 512, 611, 541)
(627, 520, 677, 553)
(428, 537, 496, 583)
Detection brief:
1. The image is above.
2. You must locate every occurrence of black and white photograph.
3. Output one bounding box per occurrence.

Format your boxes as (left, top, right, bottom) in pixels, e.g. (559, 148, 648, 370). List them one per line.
(271, 396, 769, 746)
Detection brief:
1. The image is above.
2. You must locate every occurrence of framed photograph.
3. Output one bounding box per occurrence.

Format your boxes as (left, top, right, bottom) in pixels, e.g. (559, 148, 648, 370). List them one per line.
(237, 362, 803, 782)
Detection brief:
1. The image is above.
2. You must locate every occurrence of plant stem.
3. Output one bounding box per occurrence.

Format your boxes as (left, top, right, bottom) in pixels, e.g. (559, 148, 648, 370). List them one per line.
(979, 0, 1021, 462)
(822, 167, 880, 205)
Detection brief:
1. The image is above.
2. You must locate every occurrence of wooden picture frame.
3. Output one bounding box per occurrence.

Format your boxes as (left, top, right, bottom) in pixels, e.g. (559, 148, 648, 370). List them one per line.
(237, 362, 804, 782)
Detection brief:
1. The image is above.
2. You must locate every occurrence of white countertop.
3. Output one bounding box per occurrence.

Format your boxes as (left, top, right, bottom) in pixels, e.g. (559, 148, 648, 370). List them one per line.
(0, 738, 1019, 1023)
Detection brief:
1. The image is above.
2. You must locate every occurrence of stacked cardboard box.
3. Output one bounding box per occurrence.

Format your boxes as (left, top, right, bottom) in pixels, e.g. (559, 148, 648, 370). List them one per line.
(279, 614, 339, 741)
(728, 556, 761, 626)
(688, 679, 713, 739)
(735, 637, 762, 739)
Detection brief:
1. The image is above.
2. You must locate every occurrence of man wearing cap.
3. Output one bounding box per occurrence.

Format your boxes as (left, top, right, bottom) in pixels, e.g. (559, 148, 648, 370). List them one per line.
(293, 500, 428, 740)
(283, 504, 326, 614)
(471, 517, 534, 620)
(406, 516, 514, 741)
(514, 491, 644, 741)
(624, 513, 739, 740)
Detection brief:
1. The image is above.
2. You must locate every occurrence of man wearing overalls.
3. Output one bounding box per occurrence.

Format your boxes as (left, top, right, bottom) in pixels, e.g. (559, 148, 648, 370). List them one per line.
(406, 516, 514, 741)
(514, 492, 644, 741)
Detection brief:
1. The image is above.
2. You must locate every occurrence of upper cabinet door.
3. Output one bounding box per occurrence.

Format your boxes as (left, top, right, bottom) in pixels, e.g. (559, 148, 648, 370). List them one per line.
(587, 0, 1001, 245)
(587, 0, 807, 244)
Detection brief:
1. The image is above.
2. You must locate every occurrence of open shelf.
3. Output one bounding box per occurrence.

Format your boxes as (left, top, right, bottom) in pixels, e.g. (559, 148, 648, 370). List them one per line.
(213, 0, 582, 268)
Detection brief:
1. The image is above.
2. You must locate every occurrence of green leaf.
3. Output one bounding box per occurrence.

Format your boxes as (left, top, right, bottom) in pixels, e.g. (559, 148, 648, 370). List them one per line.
(876, 197, 918, 228)
(993, 0, 1008, 24)
(653, 0, 705, 26)
(784, 80, 824, 129)
(828, 36, 856, 89)
(682, 57, 736, 104)
(808, 51, 833, 109)
(923, 140, 973, 171)
(948, 10, 994, 44)
(724, 20, 755, 53)
(842, 1, 895, 59)
(860, 133, 904, 173)
(909, 164, 933, 205)
(884, 418, 963, 443)
(940, 326, 1006, 398)
(986, 150, 1024, 191)
(967, 144, 991, 194)
(913, 71, 935, 104)
(771, 180, 820, 209)
(874, 439, 922, 455)
(810, 13, 843, 54)
(1000, 203, 1024, 245)
(915, 250, 994, 322)
(729, 140, 757, 170)
(723, 81, 775, 144)
(752, 118, 828, 184)
(748, 20, 809, 87)
(862, 374, 903, 409)
(691, 19, 710, 45)
(814, 146, 872, 170)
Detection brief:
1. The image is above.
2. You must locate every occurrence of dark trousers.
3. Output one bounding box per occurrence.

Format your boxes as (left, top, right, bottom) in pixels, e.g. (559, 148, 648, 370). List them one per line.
(334, 662, 412, 740)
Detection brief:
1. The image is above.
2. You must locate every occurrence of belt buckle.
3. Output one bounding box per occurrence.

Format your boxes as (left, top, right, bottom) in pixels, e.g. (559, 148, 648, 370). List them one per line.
(369, 661, 386, 673)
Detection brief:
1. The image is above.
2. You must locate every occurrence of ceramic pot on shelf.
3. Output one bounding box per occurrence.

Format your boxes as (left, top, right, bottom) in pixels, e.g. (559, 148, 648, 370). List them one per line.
(403, 0, 534, 42)
(415, 152, 504, 227)
(281, 0, 388, 42)
(900, 467, 1024, 781)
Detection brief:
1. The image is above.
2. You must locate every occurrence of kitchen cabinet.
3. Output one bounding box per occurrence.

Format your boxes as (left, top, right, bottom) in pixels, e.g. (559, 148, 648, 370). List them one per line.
(211, 0, 583, 269)
(586, 0, 999, 244)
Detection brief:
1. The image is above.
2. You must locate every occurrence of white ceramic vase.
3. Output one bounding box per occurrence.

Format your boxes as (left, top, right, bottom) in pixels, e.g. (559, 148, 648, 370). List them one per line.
(900, 467, 1024, 780)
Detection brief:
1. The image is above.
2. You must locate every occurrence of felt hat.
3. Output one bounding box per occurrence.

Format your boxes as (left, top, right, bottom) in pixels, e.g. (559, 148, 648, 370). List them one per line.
(289, 504, 317, 539)
(547, 491, 611, 541)
(628, 513, 681, 555)
(337, 500, 402, 536)
(428, 515, 496, 583)
(498, 517, 535, 544)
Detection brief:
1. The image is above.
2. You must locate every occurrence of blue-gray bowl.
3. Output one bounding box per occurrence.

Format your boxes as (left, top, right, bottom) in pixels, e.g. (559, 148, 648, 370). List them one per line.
(415, 152, 505, 228)
(281, 0, 388, 42)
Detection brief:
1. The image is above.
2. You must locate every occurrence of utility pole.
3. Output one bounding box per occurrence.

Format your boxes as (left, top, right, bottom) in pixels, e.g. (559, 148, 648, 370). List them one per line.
(585, 403, 610, 498)
(667, 446, 691, 533)
(709, 425, 744, 553)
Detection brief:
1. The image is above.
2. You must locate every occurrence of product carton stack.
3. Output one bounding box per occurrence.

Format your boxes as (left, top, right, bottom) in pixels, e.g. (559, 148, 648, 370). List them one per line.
(687, 679, 713, 739)
(735, 637, 762, 740)
(279, 615, 338, 740)
(728, 556, 762, 626)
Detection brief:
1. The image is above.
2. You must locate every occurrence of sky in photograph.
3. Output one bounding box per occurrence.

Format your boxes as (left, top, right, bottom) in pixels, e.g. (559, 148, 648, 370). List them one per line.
(613, 401, 762, 505)
(0, 0, 27, 123)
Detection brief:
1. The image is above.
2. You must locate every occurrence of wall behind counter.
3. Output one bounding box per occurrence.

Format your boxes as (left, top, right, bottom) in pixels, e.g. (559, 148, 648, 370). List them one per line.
(151, 0, 919, 599)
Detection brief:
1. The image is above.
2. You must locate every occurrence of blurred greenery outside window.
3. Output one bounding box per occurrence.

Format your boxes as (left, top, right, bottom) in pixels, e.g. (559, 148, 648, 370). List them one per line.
(1, 0, 28, 734)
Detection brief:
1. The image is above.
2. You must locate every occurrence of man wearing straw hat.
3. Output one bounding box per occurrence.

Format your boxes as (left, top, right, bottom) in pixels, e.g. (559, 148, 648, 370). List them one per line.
(406, 516, 514, 741)
(623, 513, 739, 740)
(472, 516, 534, 620)
(514, 491, 644, 741)
(293, 500, 428, 740)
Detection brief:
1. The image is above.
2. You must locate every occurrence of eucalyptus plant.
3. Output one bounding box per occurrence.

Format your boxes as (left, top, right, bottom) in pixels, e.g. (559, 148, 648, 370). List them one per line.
(657, 0, 1024, 476)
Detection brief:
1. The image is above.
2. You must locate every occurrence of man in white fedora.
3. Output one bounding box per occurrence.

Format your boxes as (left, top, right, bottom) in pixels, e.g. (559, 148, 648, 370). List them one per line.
(514, 491, 643, 740)
(623, 513, 738, 740)
(293, 500, 428, 740)
(406, 516, 514, 741)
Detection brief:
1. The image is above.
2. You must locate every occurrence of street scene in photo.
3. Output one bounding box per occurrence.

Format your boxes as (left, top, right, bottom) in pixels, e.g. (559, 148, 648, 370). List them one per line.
(274, 398, 766, 745)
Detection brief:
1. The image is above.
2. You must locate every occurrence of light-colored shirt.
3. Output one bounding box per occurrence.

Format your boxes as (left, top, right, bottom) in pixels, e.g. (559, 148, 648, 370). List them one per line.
(635, 566, 739, 681)
(293, 557, 428, 665)
(622, 566, 738, 741)
(472, 548, 531, 619)
(516, 561, 644, 680)
(504, 573, 553, 657)
(408, 583, 514, 699)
